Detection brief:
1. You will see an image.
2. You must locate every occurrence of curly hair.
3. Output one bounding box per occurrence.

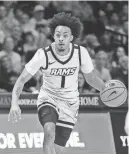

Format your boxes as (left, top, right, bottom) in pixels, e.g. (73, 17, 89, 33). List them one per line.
(50, 12, 82, 38)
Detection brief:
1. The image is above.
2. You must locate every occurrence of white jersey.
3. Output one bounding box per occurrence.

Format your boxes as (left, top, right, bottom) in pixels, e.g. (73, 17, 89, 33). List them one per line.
(25, 42, 94, 102)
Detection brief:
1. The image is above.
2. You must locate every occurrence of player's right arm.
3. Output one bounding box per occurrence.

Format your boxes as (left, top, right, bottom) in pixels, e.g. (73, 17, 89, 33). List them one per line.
(8, 68, 32, 123)
(8, 48, 47, 123)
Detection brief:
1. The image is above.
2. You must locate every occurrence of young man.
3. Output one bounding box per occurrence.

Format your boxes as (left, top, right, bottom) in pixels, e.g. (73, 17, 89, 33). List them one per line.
(8, 12, 105, 154)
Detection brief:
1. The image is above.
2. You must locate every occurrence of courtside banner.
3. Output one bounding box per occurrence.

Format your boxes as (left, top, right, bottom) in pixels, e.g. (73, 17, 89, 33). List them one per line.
(0, 93, 127, 108)
(0, 111, 116, 154)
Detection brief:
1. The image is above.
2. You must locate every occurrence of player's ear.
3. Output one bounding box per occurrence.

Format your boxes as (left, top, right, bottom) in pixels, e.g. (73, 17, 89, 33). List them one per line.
(70, 35, 73, 42)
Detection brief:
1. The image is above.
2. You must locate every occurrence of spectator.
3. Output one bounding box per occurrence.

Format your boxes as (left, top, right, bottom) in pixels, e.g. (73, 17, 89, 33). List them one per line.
(100, 33, 113, 53)
(78, 71, 91, 93)
(0, 5, 7, 20)
(27, 4, 48, 34)
(23, 31, 37, 65)
(0, 30, 5, 50)
(0, 36, 22, 92)
(108, 12, 121, 31)
(13, 7, 26, 25)
(112, 46, 126, 67)
(35, 20, 52, 48)
(116, 21, 128, 49)
(74, 1, 96, 22)
(94, 50, 111, 82)
(122, 21, 128, 34)
(0, 6, 11, 35)
(55, 1, 73, 14)
(18, 13, 31, 33)
(81, 34, 100, 58)
(119, 4, 128, 22)
(42, 1, 58, 19)
(110, 55, 128, 89)
(98, 9, 108, 26)
(11, 25, 24, 56)
(105, 2, 114, 19)
(2, 5, 20, 36)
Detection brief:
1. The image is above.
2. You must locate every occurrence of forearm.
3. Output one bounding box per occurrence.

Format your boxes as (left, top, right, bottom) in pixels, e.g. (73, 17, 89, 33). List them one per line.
(84, 72, 105, 92)
(11, 68, 33, 106)
(12, 78, 25, 106)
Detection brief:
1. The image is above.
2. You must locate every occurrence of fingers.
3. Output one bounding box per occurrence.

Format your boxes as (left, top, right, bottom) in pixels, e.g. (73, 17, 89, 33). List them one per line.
(17, 108, 22, 120)
(8, 109, 22, 123)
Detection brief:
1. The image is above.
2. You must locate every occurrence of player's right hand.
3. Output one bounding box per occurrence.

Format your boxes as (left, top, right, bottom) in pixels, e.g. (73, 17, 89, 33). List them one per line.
(8, 105, 22, 123)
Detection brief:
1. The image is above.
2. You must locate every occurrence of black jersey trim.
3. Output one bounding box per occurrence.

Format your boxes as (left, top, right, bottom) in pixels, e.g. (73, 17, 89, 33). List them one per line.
(40, 48, 49, 70)
(49, 43, 74, 65)
(78, 45, 81, 66)
(57, 120, 75, 126)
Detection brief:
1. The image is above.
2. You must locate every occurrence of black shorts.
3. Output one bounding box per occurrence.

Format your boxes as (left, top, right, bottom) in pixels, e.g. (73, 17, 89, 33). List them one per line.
(38, 105, 73, 147)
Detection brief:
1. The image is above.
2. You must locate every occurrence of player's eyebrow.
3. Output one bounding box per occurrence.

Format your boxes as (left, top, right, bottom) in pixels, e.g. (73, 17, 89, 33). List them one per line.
(55, 31, 69, 34)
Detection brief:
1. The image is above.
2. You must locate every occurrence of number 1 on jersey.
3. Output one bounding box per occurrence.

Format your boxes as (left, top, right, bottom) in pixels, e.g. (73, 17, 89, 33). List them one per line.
(61, 76, 65, 88)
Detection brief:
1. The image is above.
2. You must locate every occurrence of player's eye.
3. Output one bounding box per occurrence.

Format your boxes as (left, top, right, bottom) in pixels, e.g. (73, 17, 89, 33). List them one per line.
(56, 34, 60, 38)
(64, 35, 68, 38)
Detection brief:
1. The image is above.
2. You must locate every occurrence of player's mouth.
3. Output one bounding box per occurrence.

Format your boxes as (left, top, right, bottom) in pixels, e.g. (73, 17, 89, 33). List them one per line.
(59, 43, 64, 46)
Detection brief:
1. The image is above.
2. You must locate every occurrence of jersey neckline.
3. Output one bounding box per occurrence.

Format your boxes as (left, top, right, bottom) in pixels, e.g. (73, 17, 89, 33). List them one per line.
(49, 43, 74, 65)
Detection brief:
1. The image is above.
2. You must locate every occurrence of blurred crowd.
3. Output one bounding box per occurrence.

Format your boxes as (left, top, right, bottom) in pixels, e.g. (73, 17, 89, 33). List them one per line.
(0, 1, 128, 93)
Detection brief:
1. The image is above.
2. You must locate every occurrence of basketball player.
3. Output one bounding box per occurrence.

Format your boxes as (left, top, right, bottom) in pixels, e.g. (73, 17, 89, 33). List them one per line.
(8, 12, 105, 154)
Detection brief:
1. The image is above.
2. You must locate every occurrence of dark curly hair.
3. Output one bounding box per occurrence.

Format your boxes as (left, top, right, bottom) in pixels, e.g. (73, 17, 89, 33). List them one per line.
(50, 12, 82, 38)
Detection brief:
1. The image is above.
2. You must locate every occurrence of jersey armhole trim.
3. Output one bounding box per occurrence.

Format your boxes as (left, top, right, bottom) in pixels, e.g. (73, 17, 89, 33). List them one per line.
(78, 45, 81, 66)
(40, 48, 48, 70)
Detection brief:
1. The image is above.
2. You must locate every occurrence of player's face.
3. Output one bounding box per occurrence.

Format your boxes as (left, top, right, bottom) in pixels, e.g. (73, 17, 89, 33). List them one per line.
(54, 26, 73, 52)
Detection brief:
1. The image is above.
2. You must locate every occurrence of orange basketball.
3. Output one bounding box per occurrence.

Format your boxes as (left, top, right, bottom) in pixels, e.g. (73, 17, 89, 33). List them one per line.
(100, 80, 127, 107)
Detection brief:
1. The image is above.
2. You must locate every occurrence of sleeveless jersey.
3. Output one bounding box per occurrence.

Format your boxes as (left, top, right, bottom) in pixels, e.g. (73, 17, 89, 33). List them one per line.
(25, 42, 94, 102)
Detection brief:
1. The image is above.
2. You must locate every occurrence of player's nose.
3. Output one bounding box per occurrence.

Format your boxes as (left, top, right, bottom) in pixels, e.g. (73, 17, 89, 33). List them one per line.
(59, 36, 64, 41)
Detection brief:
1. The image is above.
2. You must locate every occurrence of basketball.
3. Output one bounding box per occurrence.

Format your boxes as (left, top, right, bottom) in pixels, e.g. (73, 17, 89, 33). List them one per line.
(100, 80, 127, 107)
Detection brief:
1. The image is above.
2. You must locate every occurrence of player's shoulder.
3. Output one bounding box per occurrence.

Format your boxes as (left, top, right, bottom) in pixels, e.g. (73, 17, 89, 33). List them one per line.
(33, 48, 47, 60)
(37, 44, 51, 54)
(73, 43, 88, 51)
(79, 45, 88, 52)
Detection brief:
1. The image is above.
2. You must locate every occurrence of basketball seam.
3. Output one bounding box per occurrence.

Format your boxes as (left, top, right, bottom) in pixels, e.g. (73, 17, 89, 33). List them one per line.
(102, 87, 125, 102)
(100, 87, 125, 95)
(104, 90, 127, 107)
(105, 80, 125, 87)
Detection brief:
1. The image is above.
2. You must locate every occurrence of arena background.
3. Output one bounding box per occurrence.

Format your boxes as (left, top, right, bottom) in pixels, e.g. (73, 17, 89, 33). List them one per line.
(0, 1, 128, 154)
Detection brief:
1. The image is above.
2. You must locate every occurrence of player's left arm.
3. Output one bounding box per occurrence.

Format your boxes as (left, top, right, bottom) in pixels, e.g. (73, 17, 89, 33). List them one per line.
(80, 46, 105, 92)
(84, 70, 105, 92)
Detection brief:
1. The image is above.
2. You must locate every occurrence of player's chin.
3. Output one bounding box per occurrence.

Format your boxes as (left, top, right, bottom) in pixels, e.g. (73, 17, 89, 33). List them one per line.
(58, 47, 65, 52)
